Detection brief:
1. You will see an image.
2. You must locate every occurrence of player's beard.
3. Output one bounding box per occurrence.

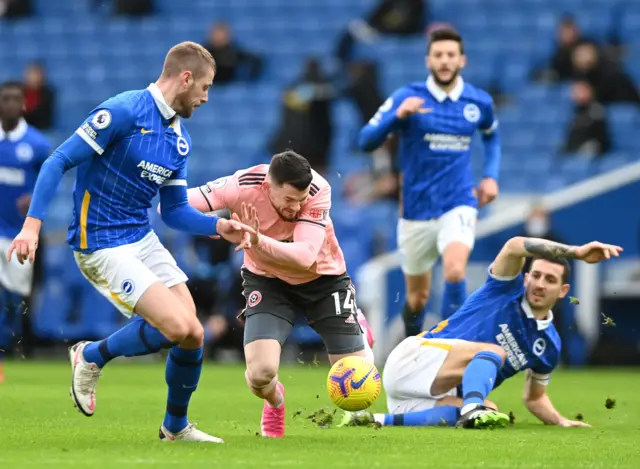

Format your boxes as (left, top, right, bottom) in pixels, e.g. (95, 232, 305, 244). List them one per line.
(431, 67, 460, 88)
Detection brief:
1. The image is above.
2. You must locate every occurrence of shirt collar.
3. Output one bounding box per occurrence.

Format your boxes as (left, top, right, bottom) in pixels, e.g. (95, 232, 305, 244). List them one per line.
(0, 118, 28, 142)
(521, 298, 553, 331)
(147, 83, 182, 136)
(426, 75, 464, 102)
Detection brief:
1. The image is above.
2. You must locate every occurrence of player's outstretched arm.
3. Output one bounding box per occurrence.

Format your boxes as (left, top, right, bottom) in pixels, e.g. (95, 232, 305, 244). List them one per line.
(358, 90, 414, 152)
(8, 127, 119, 264)
(477, 100, 501, 207)
(491, 236, 623, 279)
(523, 371, 590, 427)
(236, 202, 325, 270)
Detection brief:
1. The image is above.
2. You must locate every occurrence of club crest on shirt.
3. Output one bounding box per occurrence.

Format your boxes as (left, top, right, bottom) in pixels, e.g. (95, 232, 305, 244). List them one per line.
(15, 143, 34, 162)
(463, 103, 480, 123)
(533, 338, 546, 356)
(177, 136, 189, 156)
(92, 110, 112, 130)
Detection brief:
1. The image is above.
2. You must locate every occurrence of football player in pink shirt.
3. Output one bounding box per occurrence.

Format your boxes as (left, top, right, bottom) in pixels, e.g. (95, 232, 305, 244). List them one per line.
(177, 150, 375, 438)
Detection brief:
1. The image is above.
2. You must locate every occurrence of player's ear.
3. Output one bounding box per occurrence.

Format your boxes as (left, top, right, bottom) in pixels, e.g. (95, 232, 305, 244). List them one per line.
(523, 272, 530, 284)
(559, 283, 570, 299)
(180, 70, 193, 89)
(459, 54, 467, 70)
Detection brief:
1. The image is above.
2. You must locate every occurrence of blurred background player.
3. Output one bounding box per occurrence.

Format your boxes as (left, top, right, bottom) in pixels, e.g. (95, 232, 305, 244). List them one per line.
(8, 42, 254, 441)
(339, 236, 621, 429)
(358, 28, 501, 337)
(0, 81, 50, 382)
(178, 150, 375, 438)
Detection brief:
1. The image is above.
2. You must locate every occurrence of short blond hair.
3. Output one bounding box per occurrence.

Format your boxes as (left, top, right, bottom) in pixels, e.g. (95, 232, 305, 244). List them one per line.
(162, 41, 216, 79)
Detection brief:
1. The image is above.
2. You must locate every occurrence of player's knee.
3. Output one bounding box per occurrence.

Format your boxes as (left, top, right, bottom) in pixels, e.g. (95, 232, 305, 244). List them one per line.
(162, 318, 192, 344)
(246, 361, 278, 389)
(187, 320, 205, 346)
(443, 262, 466, 283)
(407, 291, 429, 310)
(480, 344, 506, 364)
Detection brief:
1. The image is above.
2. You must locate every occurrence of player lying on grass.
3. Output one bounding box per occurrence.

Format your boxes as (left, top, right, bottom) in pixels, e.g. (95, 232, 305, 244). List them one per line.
(170, 150, 375, 438)
(8, 42, 255, 442)
(338, 236, 622, 429)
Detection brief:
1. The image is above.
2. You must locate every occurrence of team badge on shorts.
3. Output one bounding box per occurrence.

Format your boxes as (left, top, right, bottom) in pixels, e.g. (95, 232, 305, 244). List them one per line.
(247, 291, 262, 307)
(121, 279, 135, 295)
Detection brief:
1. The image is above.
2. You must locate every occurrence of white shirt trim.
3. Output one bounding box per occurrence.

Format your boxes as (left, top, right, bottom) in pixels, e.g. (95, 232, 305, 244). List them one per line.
(487, 265, 519, 282)
(147, 83, 182, 136)
(162, 179, 187, 187)
(0, 118, 28, 142)
(426, 75, 464, 103)
(75, 128, 104, 155)
(521, 298, 553, 331)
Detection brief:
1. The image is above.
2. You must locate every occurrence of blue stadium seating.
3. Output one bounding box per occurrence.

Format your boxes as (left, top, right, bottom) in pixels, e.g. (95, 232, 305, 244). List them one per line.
(2, 0, 638, 341)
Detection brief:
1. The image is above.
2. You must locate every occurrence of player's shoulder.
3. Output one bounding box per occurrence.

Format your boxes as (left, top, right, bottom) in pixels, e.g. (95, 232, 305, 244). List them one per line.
(460, 81, 494, 106)
(233, 164, 268, 188)
(541, 322, 562, 352)
(310, 168, 330, 193)
(24, 125, 51, 149)
(393, 81, 427, 97)
(92, 89, 147, 122)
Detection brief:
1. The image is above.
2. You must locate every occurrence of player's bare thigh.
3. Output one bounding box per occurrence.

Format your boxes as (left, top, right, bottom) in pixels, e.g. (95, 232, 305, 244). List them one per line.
(431, 341, 506, 396)
(135, 281, 203, 347)
(437, 206, 477, 282)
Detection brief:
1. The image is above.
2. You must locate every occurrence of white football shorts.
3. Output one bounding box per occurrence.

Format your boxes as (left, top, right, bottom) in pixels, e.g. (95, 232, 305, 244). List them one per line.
(73, 231, 188, 317)
(397, 205, 478, 276)
(0, 236, 34, 296)
(383, 336, 463, 414)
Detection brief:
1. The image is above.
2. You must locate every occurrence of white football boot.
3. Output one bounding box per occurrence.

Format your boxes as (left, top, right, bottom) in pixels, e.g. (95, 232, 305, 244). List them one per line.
(68, 341, 102, 416)
(159, 424, 224, 443)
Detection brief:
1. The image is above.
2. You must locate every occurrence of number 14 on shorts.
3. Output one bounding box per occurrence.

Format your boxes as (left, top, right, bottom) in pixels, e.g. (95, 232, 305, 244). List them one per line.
(332, 289, 355, 315)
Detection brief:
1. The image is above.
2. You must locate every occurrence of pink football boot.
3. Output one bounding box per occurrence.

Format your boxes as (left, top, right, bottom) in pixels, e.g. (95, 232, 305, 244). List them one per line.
(261, 382, 285, 438)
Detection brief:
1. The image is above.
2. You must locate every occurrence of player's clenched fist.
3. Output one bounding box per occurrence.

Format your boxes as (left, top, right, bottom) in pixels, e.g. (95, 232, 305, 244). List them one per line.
(396, 97, 426, 119)
(7, 227, 39, 265)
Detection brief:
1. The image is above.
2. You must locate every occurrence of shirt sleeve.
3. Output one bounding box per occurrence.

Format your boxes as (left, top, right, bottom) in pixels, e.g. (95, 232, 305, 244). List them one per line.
(188, 175, 235, 212)
(358, 87, 410, 152)
(74, 101, 135, 156)
(478, 97, 499, 135)
(252, 184, 331, 270)
(27, 100, 134, 220)
(483, 265, 525, 296)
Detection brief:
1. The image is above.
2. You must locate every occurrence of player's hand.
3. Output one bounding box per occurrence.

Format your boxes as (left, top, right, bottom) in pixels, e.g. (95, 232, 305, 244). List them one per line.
(215, 218, 255, 252)
(16, 194, 32, 217)
(574, 241, 623, 264)
(557, 418, 591, 428)
(7, 226, 40, 265)
(476, 177, 499, 208)
(234, 202, 260, 247)
(396, 97, 426, 119)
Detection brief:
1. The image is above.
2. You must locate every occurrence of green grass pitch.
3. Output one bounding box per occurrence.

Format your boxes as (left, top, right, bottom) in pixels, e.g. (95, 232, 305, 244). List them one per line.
(1, 361, 638, 468)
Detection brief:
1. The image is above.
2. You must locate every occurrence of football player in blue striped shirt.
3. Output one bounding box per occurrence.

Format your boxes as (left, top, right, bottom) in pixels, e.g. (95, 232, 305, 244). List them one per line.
(0, 81, 50, 382)
(8, 42, 254, 442)
(339, 236, 621, 429)
(359, 28, 502, 336)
